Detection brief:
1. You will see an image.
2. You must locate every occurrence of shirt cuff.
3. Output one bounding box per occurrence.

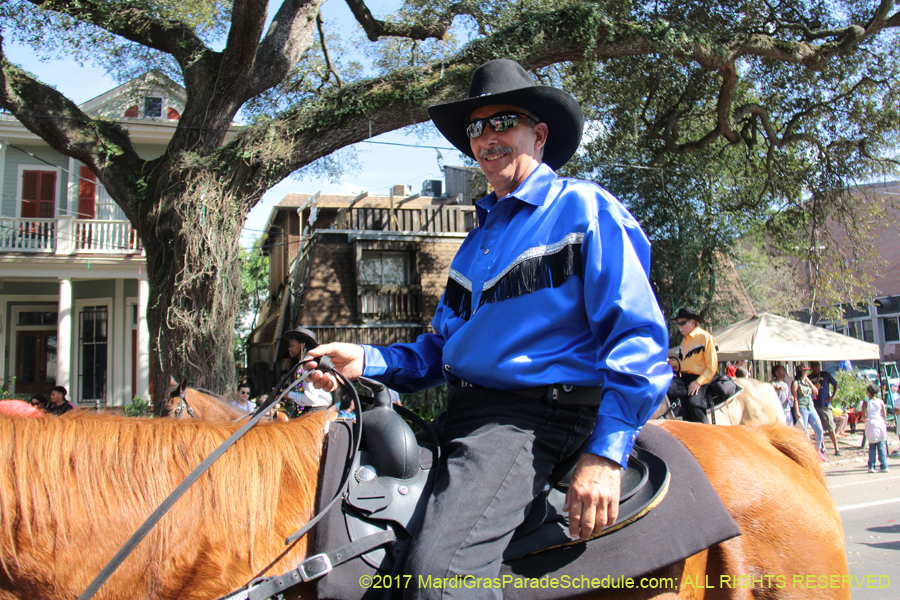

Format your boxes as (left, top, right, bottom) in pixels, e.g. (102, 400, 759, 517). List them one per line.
(361, 345, 388, 377)
(583, 414, 641, 469)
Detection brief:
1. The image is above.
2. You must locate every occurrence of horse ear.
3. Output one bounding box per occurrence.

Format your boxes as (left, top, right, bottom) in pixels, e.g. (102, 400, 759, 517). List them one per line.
(179, 378, 188, 395)
(169, 375, 177, 387)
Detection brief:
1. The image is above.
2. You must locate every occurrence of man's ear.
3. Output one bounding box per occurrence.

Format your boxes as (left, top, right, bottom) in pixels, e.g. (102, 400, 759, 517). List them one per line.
(533, 122, 549, 153)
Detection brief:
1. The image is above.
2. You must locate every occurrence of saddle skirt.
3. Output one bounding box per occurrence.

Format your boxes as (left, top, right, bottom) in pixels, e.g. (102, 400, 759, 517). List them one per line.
(313, 412, 741, 600)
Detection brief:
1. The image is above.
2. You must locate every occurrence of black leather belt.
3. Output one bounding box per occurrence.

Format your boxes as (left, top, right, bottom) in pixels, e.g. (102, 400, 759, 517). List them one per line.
(459, 381, 603, 407)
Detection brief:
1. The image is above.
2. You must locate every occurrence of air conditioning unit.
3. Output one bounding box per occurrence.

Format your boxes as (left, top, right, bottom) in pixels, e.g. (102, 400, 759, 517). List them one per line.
(421, 179, 443, 197)
(392, 184, 412, 196)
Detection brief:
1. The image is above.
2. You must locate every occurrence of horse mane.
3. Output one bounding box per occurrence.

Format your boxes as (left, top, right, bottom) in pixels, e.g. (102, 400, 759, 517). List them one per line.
(0, 410, 331, 597)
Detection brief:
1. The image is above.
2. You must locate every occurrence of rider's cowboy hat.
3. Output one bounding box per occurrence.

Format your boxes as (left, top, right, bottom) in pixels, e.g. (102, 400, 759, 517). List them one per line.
(282, 327, 319, 349)
(674, 307, 704, 323)
(427, 59, 584, 171)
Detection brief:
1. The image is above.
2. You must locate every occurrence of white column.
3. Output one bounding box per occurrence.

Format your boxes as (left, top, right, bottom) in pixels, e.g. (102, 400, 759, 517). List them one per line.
(57, 278, 73, 393)
(136, 279, 150, 401)
(111, 279, 125, 406)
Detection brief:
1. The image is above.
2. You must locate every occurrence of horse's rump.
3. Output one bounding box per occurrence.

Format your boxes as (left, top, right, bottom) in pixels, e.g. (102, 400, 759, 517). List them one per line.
(654, 421, 847, 598)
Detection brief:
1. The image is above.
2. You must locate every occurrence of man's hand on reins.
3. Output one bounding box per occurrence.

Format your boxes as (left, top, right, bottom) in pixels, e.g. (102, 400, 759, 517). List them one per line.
(306, 343, 365, 391)
(564, 453, 622, 541)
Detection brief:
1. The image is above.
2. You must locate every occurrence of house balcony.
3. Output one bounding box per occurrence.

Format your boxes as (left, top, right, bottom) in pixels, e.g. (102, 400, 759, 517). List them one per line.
(0, 216, 143, 255)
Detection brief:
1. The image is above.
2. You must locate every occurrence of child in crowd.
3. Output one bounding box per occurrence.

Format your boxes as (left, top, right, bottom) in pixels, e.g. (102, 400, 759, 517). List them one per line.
(861, 383, 889, 473)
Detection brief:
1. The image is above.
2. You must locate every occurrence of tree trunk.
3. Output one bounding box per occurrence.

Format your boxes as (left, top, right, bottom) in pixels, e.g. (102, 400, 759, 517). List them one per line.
(141, 171, 246, 411)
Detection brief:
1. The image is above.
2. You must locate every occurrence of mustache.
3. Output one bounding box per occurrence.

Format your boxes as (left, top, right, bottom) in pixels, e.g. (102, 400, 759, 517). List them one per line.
(479, 145, 512, 160)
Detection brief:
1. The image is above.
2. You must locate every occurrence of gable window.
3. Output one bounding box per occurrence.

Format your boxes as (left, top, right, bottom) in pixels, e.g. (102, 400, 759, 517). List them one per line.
(360, 251, 409, 285)
(883, 316, 900, 343)
(21, 170, 57, 218)
(144, 96, 163, 118)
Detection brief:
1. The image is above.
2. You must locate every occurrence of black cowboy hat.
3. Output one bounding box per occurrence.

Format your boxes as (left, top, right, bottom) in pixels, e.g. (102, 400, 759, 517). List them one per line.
(282, 327, 319, 349)
(427, 59, 584, 171)
(674, 307, 704, 323)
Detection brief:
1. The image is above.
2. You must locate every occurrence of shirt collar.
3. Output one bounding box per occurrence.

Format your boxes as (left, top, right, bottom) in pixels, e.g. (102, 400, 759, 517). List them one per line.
(475, 163, 557, 223)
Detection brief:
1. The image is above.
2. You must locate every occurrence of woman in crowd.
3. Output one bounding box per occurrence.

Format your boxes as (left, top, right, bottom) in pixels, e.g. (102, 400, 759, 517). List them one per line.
(771, 364, 795, 425)
(792, 364, 826, 461)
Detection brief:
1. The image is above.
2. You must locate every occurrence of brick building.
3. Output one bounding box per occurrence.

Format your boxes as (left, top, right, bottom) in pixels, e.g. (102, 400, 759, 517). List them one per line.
(797, 181, 900, 363)
(246, 176, 481, 390)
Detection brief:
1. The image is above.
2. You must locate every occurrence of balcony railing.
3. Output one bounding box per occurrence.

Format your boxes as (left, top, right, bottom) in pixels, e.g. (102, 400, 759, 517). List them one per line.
(0, 216, 142, 255)
(332, 206, 476, 233)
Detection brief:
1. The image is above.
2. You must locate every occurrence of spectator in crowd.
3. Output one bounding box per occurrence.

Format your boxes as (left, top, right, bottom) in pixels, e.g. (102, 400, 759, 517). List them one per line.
(232, 383, 256, 412)
(282, 327, 332, 411)
(29, 394, 48, 410)
(46, 386, 74, 415)
(808, 361, 841, 456)
(861, 383, 889, 473)
(891, 383, 900, 457)
(792, 364, 826, 461)
(771, 364, 794, 425)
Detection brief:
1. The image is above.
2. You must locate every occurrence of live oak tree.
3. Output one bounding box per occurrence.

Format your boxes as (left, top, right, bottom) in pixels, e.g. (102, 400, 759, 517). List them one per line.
(2, 0, 899, 404)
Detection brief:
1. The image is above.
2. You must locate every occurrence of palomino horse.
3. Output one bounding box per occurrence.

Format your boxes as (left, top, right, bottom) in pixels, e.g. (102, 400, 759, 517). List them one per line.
(654, 377, 783, 425)
(0, 404, 848, 599)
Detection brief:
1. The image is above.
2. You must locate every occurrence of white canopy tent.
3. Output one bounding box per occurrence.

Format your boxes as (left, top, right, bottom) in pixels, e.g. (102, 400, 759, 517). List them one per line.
(693, 312, 881, 362)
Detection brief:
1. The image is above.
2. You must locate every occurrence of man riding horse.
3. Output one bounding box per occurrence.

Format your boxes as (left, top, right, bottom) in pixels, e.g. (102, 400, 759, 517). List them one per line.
(307, 58, 670, 599)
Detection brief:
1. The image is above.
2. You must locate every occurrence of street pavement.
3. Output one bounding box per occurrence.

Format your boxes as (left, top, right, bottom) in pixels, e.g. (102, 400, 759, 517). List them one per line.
(822, 428, 900, 599)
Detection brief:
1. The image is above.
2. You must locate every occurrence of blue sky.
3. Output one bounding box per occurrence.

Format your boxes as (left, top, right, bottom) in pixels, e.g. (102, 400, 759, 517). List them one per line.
(3, 0, 470, 247)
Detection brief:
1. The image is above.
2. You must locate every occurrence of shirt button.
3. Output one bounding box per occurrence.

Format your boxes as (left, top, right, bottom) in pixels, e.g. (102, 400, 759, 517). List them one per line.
(444, 365, 451, 372)
(483, 248, 490, 255)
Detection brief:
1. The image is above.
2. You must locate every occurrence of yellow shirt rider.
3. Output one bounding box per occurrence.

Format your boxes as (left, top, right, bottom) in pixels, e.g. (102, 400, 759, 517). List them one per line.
(675, 308, 718, 424)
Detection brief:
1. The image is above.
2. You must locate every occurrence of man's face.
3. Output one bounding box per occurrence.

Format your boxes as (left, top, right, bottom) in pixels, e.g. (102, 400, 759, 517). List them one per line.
(288, 338, 303, 359)
(467, 104, 547, 199)
(238, 386, 251, 401)
(49, 390, 63, 405)
(810, 362, 821, 374)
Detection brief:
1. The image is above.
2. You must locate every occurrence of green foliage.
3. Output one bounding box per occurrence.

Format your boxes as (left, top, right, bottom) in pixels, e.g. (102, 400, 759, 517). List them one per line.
(234, 237, 269, 365)
(124, 395, 151, 417)
(0, 378, 28, 401)
(834, 371, 868, 410)
(400, 384, 450, 423)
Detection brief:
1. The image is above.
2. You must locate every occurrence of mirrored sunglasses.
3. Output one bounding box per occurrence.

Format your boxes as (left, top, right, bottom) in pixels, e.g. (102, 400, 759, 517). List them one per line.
(466, 113, 533, 138)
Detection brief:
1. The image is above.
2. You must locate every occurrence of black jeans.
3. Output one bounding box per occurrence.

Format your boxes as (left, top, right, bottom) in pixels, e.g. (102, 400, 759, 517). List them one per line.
(403, 386, 597, 599)
(680, 373, 709, 424)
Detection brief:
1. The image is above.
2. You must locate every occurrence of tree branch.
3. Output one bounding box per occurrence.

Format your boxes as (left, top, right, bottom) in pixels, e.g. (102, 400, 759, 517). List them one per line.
(251, 0, 325, 95)
(30, 0, 211, 71)
(345, 0, 475, 42)
(222, 2, 900, 202)
(219, 0, 269, 88)
(0, 41, 144, 221)
(317, 11, 342, 87)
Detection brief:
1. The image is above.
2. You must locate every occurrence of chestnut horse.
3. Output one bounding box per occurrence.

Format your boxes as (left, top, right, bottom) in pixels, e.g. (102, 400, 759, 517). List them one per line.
(0, 407, 848, 599)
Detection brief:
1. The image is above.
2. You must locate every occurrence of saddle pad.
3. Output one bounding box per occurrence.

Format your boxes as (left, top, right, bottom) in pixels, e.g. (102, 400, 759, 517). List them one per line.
(499, 423, 742, 599)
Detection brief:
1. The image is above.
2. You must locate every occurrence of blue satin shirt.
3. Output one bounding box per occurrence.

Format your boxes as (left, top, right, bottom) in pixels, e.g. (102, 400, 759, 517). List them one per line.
(361, 164, 670, 467)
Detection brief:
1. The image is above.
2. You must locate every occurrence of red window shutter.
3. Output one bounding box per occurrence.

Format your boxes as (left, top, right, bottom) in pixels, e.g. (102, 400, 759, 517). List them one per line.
(124, 105, 138, 118)
(38, 172, 56, 218)
(78, 166, 97, 219)
(167, 107, 181, 120)
(21, 171, 38, 218)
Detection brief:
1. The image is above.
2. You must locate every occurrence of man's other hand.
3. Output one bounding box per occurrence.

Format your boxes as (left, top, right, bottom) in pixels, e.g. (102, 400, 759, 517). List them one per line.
(306, 343, 365, 391)
(563, 453, 622, 541)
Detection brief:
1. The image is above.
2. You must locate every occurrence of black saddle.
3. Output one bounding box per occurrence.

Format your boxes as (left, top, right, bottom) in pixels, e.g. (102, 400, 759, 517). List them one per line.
(311, 380, 674, 600)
